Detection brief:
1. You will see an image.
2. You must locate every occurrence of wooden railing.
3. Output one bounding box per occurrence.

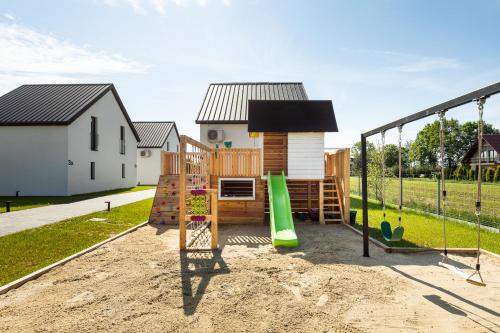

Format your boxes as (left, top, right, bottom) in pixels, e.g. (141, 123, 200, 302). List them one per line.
(162, 148, 261, 177)
(211, 148, 261, 177)
(162, 152, 179, 175)
(325, 149, 351, 223)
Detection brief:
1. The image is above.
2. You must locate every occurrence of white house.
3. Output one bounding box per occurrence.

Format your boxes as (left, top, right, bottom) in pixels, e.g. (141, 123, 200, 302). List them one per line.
(133, 121, 180, 185)
(0, 84, 140, 196)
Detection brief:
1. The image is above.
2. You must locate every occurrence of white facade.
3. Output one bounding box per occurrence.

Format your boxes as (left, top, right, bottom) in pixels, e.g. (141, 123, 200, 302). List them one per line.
(0, 91, 138, 196)
(200, 124, 262, 149)
(287, 133, 325, 180)
(136, 128, 179, 185)
(67, 91, 138, 195)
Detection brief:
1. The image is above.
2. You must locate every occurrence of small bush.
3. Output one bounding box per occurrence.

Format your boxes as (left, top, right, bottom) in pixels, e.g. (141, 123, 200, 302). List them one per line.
(485, 167, 495, 182)
(494, 166, 500, 182)
(468, 167, 476, 181)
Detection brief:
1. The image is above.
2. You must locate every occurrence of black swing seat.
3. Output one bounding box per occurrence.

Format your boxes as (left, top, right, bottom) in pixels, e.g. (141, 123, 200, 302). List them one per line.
(380, 220, 404, 242)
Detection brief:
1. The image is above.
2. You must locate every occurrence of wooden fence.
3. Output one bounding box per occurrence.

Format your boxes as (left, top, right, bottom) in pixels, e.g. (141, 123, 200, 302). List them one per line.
(325, 148, 351, 223)
(162, 148, 261, 177)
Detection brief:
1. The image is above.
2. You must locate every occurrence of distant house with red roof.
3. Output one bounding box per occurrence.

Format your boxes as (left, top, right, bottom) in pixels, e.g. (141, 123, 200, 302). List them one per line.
(462, 134, 500, 166)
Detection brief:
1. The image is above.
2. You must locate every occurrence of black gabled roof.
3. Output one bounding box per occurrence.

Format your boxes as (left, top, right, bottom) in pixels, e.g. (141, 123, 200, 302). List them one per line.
(0, 83, 140, 141)
(248, 100, 338, 132)
(133, 121, 179, 148)
(196, 82, 308, 124)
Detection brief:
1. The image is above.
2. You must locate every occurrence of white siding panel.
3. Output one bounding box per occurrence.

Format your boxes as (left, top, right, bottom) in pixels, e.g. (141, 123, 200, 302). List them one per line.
(67, 91, 138, 195)
(287, 133, 324, 179)
(0, 126, 68, 196)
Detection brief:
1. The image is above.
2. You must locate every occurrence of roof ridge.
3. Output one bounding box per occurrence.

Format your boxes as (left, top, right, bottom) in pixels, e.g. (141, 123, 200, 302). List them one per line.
(21, 83, 112, 87)
(209, 82, 304, 85)
(133, 121, 175, 123)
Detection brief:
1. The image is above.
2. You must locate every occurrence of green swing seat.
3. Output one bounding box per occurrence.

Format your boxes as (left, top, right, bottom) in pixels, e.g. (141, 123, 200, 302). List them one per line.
(380, 220, 404, 242)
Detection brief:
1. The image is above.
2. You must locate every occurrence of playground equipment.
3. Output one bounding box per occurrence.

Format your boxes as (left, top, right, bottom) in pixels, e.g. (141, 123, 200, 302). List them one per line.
(267, 171, 299, 247)
(437, 100, 486, 286)
(379, 126, 405, 242)
(178, 135, 218, 251)
(359, 81, 500, 286)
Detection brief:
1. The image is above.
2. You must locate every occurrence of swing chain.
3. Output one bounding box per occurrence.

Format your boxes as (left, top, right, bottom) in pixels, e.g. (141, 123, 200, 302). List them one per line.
(475, 97, 485, 217)
(381, 130, 386, 218)
(397, 125, 403, 227)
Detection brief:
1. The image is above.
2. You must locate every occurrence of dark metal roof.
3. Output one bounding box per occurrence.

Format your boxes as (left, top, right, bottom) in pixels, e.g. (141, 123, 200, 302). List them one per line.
(0, 84, 140, 141)
(133, 121, 178, 148)
(196, 82, 308, 124)
(248, 100, 338, 132)
(462, 134, 500, 163)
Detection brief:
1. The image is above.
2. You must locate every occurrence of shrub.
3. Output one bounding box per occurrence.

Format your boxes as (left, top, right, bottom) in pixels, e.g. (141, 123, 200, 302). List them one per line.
(467, 167, 476, 181)
(494, 166, 500, 182)
(485, 167, 495, 182)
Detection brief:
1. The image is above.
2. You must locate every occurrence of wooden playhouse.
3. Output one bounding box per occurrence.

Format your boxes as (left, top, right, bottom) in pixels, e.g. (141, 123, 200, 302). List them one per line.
(149, 82, 350, 235)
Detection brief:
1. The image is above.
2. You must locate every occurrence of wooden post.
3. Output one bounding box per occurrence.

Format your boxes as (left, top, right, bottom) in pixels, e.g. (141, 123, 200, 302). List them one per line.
(211, 190, 218, 249)
(179, 137, 187, 251)
(307, 181, 311, 210)
(319, 180, 325, 224)
(344, 148, 351, 224)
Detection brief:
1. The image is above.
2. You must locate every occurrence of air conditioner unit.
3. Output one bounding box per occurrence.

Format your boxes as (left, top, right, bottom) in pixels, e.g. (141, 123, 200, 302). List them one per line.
(207, 129, 224, 143)
(140, 149, 151, 157)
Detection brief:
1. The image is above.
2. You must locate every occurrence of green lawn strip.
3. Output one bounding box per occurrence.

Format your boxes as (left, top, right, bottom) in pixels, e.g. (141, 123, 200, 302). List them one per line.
(0, 198, 153, 286)
(350, 176, 500, 228)
(350, 196, 499, 254)
(0, 186, 155, 213)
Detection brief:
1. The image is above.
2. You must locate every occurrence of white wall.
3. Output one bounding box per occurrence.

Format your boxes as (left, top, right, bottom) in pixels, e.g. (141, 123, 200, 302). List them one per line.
(288, 133, 325, 179)
(136, 126, 179, 185)
(136, 148, 162, 185)
(164, 126, 180, 152)
(200, 124, 262, 149)
(67, 91, 137, 195)
(0, 126, 69, 196)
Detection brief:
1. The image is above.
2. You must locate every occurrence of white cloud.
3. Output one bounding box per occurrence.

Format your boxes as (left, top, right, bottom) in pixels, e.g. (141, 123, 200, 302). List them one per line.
(0, 23, 148, 94)
(151, 0, 167, 14)
(3, 13, 15, 21)
(389, 57, 461, 73)
(98, 0, 230, 14)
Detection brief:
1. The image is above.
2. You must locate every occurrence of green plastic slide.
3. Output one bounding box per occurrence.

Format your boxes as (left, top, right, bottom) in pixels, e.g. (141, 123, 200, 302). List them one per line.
(267, 171, 299, 247)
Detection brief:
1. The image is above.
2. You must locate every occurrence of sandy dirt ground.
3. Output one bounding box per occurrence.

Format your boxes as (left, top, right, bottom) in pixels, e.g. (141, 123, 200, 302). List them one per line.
(0, 224, 499, 333)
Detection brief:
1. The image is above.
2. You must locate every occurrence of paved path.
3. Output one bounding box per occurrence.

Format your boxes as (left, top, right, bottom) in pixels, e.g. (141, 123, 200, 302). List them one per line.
(0, 189, 155, 237)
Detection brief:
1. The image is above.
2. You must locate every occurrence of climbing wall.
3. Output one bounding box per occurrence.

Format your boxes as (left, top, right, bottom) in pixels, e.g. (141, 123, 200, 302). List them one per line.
(149, 175, 180, 224)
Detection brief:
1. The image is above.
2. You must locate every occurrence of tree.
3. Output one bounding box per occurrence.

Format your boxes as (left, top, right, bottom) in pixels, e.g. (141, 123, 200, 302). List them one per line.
(409, 118, 498, 170)
(368, 145, 386, 201)
(351, 141, 376, 176)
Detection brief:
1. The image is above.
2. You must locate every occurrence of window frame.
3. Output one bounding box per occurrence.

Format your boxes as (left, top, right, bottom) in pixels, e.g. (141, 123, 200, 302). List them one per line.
(90, 162, 95, 180)
(90, 116, 98, 151)
(119, 126, 126, 155)
(218, 178, 256, 201)
(121, 163, 125, 179)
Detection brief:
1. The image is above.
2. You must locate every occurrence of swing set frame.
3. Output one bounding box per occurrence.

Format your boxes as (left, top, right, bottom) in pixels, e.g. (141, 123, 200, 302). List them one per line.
(360, 82, 500, 283)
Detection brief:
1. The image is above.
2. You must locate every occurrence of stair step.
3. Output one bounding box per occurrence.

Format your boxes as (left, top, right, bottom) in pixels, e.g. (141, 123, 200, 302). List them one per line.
(324, 203, 339, 206)
(324, 211, 341, 214)
(325, 218, 343, 223)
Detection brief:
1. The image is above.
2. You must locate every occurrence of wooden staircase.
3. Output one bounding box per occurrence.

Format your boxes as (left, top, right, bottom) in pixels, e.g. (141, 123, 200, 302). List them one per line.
(322, 177, 344, 224)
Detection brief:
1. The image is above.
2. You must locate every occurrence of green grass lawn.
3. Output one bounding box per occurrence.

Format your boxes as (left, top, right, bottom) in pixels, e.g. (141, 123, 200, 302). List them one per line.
(350, 195, 500, 254)
(350, 176, 500, 228)
(0, 186, 155, 213)
(0, 198, 153, 286)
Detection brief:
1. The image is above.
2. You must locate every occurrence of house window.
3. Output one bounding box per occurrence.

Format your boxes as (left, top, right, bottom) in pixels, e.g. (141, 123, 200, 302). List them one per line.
(120, 126, 125, 155)
(167, 141, 170, 151)
(121, 163, 125, 178)
(90, 117, 98, 151)
(177, 145, 179, 152)
(90, 162, 95, 180)
(218, 178, 255, 200)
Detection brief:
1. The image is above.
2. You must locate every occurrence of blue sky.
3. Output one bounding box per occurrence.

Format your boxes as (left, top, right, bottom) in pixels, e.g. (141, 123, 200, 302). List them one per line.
(1, 0, 499, 147)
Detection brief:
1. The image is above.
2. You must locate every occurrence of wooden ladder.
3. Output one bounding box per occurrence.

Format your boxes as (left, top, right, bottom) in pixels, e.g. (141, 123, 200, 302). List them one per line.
(322, 177, 344, 224)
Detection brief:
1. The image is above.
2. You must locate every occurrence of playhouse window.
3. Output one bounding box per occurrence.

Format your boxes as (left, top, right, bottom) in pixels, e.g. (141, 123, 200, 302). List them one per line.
(218, 178, 255, 200)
